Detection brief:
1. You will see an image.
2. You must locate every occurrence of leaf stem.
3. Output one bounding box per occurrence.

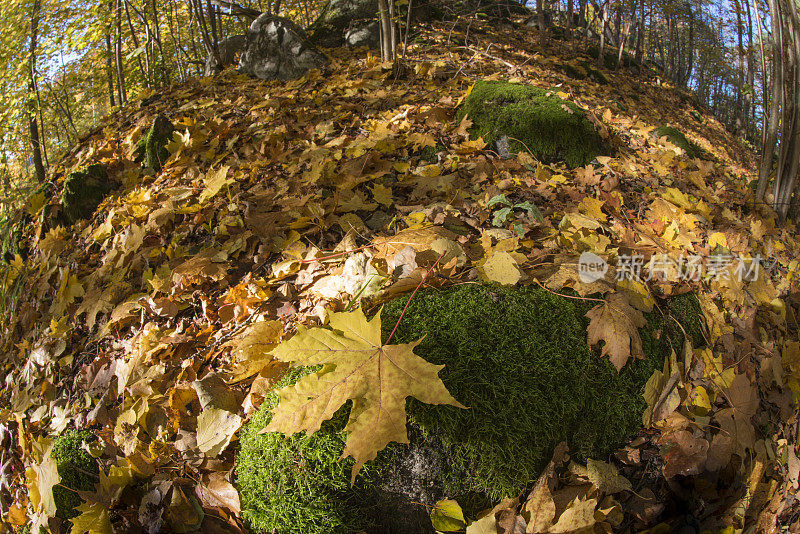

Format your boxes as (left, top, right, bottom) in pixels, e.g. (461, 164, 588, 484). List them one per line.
(385, 250, 446, 345)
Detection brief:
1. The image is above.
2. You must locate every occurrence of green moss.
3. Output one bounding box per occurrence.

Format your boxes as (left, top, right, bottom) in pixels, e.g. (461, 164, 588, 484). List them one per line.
(1, 214, 27, 263)
(51, 430, 99, 520)
(653, 125, 702, 158)
(664, 292, 706, 348)
(383, 284, 664, 499)
(61, 164, 114, 224)
(135, 115, 174, 172)
(236, 368, 386, 534)
(458, 81, 605, 168)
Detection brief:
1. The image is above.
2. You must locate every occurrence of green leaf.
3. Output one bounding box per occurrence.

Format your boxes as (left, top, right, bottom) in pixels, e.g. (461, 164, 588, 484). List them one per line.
(487, 194, 511, 208)
(430, 499, 466, 532)
(492, 207, 513, 227)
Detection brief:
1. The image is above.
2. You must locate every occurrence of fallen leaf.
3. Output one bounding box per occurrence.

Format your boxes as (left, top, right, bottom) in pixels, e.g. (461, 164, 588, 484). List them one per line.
(265, 306, 465, 482)
(586, 459, 632, 494)
(70, 502, 115, 534)
(430, 499, 466, 532)
(586, 292, 646, 371)
(547, 497, 597, 533)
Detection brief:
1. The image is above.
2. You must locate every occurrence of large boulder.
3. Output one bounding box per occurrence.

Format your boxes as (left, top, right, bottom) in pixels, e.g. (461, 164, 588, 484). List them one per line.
(204, 34, 247, 75)
(239, 15, 327, 81)
(345, 21, 379, 48)
(61, 164, 115, 224)
(458, 80, 606, 168)
(236, 284, 685, 533)
(307, 0, 377, 48)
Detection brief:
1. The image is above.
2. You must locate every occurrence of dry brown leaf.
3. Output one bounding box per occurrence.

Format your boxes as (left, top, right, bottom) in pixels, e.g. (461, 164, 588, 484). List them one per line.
(586, 292, 646, 371)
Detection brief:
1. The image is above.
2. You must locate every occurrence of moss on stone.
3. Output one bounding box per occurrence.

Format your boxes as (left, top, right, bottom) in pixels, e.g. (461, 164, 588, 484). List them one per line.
(653, 125, 702, 158)
(236, 368, 388, 534)
(135, 115, 174, 172)
(61, 164, 114, 224)
(51, 430, 99, 520)
(383, 284, 665, 499)
(458, 80, 605, 168)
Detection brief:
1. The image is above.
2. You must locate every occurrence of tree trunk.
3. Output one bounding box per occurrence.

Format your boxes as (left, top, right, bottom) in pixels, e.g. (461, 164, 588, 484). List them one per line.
(597, 1, 607, 67)
(377, 0, 393, 62)
(105, 31, 116, 108)
(28, 0, 45, 183)
(537, 0, 548, 46)
(115, 0, 128, 104)
(635, 0, 645, 63)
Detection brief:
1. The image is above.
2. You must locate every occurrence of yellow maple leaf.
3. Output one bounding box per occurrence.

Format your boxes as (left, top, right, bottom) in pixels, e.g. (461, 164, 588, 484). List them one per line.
(54, 267, 84, 316)
(586, 292, 646, 371)
(266, 307, 465, 482)
(198, 165, 233, 204)
(578, 196, 607, 222)
(70, 502, 115, 534)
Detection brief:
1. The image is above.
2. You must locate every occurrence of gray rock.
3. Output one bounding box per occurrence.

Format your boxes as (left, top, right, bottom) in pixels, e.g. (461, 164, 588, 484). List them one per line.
(345, 21, 379, 48)
(239, 15, 327, 81)
(204, 34, 247, 75)
(307, 0, 377, 48)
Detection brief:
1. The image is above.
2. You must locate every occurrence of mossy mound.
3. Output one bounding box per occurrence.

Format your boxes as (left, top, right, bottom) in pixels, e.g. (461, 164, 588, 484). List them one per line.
(458, 80, 605, 168)
(236, 285, 701, 533)
(653, 125, 702, 158)
(61, 164, 115, 224)
(134, 115, 174, 172)
(562, 61, 609, 85)
(51, 430, 100, 519)
(383, 284, 667, 498)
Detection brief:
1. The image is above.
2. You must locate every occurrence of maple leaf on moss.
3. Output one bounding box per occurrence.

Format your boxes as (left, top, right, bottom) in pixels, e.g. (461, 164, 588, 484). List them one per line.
(586, 292, 646, 371)
(264, 307, 465, 482)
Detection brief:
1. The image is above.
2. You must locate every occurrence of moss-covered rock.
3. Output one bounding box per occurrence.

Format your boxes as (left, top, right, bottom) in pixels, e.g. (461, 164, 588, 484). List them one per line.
(458, 80, 605, 168)
(61, 164, 115, 224)
(653, 125, 702, 158)
(383, 285, 666, 498)
(51, 430, 100, 519)
(237, 284, 696, 533)
(134, 115, 174, 172)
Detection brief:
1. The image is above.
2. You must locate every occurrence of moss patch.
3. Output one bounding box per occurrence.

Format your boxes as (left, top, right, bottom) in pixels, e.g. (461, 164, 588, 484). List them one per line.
(664, 292, 706, 348)
(382, 284, 666, 499)
(135, 115, 174, 172)
(236, 368, 388, 534)
(61, 164, 114, 224)
(1, 214, 28, 263)
(51, 430, 99, 519)
(653, 125, 702, 158)
(458, 80, 605, 168)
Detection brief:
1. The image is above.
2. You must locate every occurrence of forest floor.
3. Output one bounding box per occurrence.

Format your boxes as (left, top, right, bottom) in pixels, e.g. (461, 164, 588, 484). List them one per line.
(2, 15, 799, 534)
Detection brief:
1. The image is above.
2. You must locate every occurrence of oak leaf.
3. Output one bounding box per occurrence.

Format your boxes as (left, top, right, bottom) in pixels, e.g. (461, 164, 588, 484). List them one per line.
(265, 307, 465, 482)
(586, 292, 646, 371)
